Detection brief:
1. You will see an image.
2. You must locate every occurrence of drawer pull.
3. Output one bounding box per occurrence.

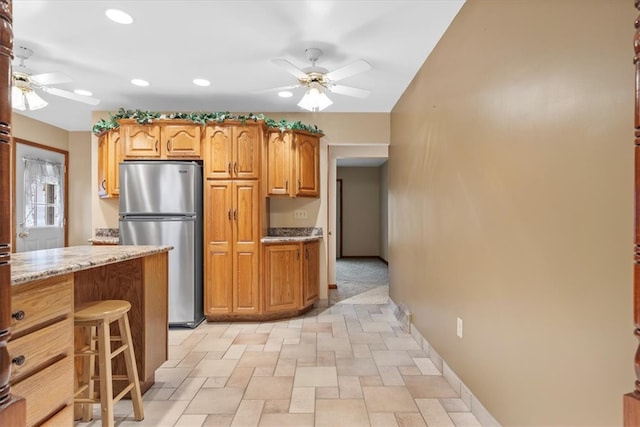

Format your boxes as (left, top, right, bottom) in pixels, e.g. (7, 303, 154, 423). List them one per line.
(12, 355, 25, 366)
(12, 310, 25, 321)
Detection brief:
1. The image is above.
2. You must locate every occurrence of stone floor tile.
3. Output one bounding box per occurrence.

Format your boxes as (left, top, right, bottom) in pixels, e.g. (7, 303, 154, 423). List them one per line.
(360, 375, 384, 387)
(237, 351, 280, 368)
(170, 377, 206, 401)
(449, 411, 484, 427)
(348, 331, 384, 344)
(440, 398, 470, 412)
(203, 414, 233, 426)
(339, 375, 363, 398)
(223, 344, 247, 360)
(174, 414, 208, 426)
(262, 399, 290, 414)
(317, 336, 352, 352)
(176, 351, 207, 368)
(404, 375, 459, 399)
(336, 357, 379, 376)
(193, 336, 234, 352)
(274, 358, 297, 377)
(378, 366, 405, 386)
(280, 343, 316, 360)
(315, 399, 371, 427)
(155, 367, 193, 389)
(258, 413, 314, 427)
(143, 387, 175, 401)
(191, 358, 238, 378)
(360, 321, 394, 332)
(293, 366, 338, 387)
(362, 386, 418, 413)
(399, 366, 423, 376)
(383, 336, 422, 351)
(315, 386, 339, 399)
(302, 322, 333, 333)
(372, 350, 416, 367)
(253, 366, 276, 376)
(289, 386, 315, 413)
(117, 400, 189, 426)
(316, 350, 336, 367)
(369, 412, 399, 427)
(396, 412, 428, 427)
(415, 398, 455, 426)
(185, 388, 244, 415)
(244, 375, 294, 400)
(232, 333, 270, 345)
(226, 367, 254, 388)
(230, 399, 264, 427)
(353, 343, 373, 358)
(202, 377, 228, 388)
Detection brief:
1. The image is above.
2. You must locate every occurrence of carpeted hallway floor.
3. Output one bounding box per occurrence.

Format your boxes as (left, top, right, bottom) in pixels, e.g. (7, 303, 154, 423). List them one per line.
(330, 258, 389, 305)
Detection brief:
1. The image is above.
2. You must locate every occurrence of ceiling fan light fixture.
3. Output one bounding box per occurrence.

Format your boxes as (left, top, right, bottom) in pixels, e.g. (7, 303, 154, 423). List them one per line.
(298, 85, 332, 112)
(193, 78, 210, 87)
(278, 91, 293, 98)
(23, 89, 48, 110)
(131, 78, 150, 87)
(12, 86, 25, 111)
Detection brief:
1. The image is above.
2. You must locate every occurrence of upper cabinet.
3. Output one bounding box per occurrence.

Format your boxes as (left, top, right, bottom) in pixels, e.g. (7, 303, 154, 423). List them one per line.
(266, 130, 321, 198)
(203, 123, 262, 180)
(120, 120, 201, 159)
(97, 129, 123, 198)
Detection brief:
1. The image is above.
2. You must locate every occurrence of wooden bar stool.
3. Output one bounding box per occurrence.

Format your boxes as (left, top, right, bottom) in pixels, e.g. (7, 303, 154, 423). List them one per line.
(74, 300, 144, 426)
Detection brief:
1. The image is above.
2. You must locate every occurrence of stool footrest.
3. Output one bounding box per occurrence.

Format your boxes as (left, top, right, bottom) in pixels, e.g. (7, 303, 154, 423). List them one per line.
(109, 343, 128, 360)
(113, 383, 135, 404)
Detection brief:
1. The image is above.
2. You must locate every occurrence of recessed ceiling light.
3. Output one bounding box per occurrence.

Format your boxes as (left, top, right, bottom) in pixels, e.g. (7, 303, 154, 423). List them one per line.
(278, 91, 293, 98)
(131, 78, 150, 87)
(105, 9, 133, 24)
(193, 78, 210, 87)
(74, 89, 93, 97)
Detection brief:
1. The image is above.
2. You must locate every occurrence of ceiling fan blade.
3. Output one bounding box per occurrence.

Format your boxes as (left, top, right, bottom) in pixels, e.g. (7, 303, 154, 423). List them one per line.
(30, 72, 73, 86)
(254, 84, 301, 94)
(40, 86, 100, 105)
(272, 59, 308, 80)
(328, 84, 371, 98)
(325, 59, 371, 82)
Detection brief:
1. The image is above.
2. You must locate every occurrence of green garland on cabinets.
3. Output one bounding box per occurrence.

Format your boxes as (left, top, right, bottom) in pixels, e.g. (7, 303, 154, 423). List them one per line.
(92, 107, 323, 135)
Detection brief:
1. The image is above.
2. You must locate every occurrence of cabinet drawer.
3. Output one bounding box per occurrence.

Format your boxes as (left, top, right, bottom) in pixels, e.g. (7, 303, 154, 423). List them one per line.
(12, 355, 73, 427)
(11, 274, 73, 337)
(41, 404, 73, 426)
(8, 317, 73, 382)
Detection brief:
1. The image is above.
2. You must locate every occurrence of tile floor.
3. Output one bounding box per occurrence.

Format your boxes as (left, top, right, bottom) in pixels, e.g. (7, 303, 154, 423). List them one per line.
(76, 301, 483, 426)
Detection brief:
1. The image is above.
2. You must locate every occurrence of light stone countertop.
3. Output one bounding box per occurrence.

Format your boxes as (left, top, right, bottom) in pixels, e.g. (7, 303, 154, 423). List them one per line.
(88, 237, 120, 245)
(11, 245, 173, 285)
(260, 235, 322, 243)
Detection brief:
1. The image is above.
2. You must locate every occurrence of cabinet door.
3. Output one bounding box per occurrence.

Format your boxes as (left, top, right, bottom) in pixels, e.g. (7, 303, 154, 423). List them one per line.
(264, 244, 301, 312)
(266, 132, 291, 196)
(232, 181, 260, 313)
(302, 241, 320, 306)
(233, 126, 260, 179)
(108, 129, 123, 195)
(204, 180, 233, 315)
(123, 123, 161, 158)
(97, 135, 108, 197)
(163, 124, 201, 158)
(294, 134, 319, 197)
(203, 125, 232, 179)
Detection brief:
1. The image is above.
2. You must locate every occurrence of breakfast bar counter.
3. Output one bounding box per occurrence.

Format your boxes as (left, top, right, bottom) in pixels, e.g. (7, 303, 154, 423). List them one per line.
(8, 245, 171, 426)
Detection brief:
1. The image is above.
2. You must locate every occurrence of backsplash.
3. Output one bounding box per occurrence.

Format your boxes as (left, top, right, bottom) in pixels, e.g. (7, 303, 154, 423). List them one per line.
(267, 227, 323, 237)
(95, 228, 119, 238)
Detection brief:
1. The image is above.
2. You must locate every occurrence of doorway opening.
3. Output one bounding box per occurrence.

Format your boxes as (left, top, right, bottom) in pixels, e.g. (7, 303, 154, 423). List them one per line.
(13, 139, 68, 252)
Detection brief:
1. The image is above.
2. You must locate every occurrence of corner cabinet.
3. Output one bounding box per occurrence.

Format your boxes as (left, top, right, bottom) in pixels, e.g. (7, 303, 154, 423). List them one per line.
(119, 119, 201, 159)
(97, 129, 123, 198)
(266, 130, 321, 198)
(263, 240, 320, 314)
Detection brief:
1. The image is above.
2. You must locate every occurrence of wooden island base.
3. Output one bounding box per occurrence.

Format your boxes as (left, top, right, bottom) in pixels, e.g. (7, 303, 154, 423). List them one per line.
(205, 302, 316, 322)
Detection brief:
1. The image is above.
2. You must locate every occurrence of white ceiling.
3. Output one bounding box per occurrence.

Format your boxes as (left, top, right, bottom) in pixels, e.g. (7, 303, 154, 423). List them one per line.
(12, 1, 465, 132)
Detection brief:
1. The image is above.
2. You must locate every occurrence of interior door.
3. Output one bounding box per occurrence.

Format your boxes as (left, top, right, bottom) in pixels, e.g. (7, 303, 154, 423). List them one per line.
(14, 142, 66, 252)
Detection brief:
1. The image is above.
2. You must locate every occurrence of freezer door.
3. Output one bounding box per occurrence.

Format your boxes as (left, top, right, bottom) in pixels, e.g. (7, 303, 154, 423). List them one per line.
(120, 162, 201, 215)
(120, 217, 200, 325)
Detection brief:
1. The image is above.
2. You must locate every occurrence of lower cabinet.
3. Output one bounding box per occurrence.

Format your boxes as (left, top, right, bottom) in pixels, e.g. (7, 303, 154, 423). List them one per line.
(263, 240, 320, 314)
(8, 274, 74, 427)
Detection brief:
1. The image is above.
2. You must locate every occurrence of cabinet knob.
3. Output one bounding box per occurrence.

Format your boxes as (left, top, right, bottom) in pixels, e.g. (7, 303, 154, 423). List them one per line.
(11, 310, 25, 321)
(12, 355, 25, 366)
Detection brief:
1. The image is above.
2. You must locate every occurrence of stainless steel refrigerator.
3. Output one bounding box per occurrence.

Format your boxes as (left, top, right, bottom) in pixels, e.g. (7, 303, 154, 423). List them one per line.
(119, 161, 204, 328)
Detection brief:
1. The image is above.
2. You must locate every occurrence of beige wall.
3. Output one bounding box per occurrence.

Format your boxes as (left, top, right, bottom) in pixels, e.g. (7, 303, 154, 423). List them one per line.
(389, 1, 634, 425)
(12, 113, 93, 246)
(379, 161, 388, 262)
(337, 166, 380, 257)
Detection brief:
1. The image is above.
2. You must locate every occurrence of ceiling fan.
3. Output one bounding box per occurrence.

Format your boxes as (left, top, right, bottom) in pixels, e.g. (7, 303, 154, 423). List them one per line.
(269, 48, 372, 111)
(11, 46, 100, 111)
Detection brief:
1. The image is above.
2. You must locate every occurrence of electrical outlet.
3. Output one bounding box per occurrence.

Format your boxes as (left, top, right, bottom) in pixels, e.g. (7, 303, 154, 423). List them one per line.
(456, 317, 463, 339)
(294, 209, 308, 220)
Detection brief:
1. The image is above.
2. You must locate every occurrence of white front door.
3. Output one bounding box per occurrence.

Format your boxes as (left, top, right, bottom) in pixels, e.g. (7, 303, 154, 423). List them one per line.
(15, 142, 65, 252)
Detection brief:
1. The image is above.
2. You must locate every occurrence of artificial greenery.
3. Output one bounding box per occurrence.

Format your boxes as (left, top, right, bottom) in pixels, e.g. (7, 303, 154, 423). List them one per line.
(92, 107, 323, 135)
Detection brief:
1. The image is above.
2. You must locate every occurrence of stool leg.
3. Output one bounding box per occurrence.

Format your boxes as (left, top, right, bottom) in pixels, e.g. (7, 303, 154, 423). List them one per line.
(118, 314, 144, 421)
(97, 320, 115, 427)
(82, 325, 96, 421)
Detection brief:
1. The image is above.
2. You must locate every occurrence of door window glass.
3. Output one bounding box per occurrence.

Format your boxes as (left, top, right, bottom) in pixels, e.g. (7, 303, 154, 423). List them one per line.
(23, 158, 63, 228)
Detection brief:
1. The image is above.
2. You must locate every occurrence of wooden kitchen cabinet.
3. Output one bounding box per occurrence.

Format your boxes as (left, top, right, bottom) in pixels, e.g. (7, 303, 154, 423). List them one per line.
(120, 119, 201, 159)
(97, 128, 123, 198)
(263, 240, 320, 313)
(266, 130, 321, 197)
(203, 123, 262, 180)
(204, 180, 261, 316)
(8, 274, 74, 426)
